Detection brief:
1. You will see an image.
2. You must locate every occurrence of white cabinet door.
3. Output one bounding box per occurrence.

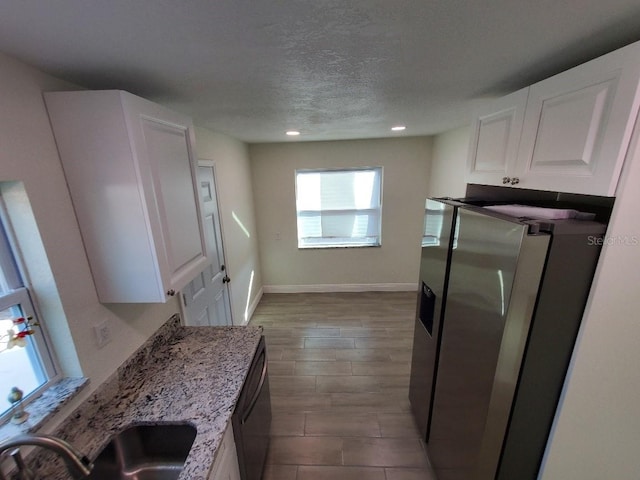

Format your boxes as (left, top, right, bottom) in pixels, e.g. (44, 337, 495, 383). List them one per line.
(208, 424, 241, 480)
(466, 88, 528, 186)
(122, 93, 209, 295)
(45, 90, 208, 303)
(514, 41, 640, 195)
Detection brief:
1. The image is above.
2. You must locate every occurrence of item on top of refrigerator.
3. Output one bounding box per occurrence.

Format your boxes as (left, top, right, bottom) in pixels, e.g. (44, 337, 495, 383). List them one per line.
(483, 204, 596, 220)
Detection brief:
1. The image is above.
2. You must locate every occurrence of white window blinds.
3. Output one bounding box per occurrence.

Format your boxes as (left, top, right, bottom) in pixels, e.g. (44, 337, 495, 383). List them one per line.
(295, 168, 383, 248)
(423, 202, 444, 246)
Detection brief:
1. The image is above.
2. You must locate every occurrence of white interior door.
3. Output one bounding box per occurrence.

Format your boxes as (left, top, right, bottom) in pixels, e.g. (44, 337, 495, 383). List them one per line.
(181, 163, 233, 326)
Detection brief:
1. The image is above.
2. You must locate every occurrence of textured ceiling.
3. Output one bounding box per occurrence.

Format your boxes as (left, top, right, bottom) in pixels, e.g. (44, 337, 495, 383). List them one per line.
(2, 1, 640, 142)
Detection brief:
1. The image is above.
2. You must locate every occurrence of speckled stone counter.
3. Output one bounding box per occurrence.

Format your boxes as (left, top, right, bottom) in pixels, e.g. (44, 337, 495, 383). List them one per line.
(23, 316, 263, 480)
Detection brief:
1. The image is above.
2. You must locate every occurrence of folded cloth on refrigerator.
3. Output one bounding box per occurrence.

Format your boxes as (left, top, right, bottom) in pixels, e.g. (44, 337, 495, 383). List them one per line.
(483, 204, 596, 220)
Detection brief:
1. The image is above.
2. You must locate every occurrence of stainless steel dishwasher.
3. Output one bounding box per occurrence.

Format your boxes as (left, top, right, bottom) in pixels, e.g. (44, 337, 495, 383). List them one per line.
(232, 336, 271, 480)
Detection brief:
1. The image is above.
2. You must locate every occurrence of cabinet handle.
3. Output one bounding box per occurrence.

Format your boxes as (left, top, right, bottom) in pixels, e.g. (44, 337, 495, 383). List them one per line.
(166, 289, 176, 296)
(502, 177, 511, 184)
(241, 350, 268, 425)
(510, 177, 520, 185)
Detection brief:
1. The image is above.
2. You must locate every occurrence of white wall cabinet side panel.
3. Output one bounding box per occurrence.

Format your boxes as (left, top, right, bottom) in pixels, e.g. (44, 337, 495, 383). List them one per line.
(466, 88, 528, 186)
(515, 41, 640, 195)
(208, 424, 241, 480)
(45, 90, 208, 303)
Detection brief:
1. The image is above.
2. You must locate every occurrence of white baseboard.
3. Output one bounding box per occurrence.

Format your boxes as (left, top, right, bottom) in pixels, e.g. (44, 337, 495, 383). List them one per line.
(243, 286, 264, 325)
(262, 283, 418, 294)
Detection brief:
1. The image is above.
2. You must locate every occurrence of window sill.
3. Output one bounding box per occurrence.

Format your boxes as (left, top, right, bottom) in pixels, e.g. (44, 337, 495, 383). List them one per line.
(298, 244, 382, 249)
(0, 377, 88, 441)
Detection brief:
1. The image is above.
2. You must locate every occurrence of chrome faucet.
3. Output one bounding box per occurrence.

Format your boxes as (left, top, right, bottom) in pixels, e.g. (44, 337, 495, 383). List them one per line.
(0, 434, 93, 479)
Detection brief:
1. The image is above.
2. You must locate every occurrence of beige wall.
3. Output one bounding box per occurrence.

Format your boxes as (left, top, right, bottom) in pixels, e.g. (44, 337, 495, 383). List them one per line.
(249, 137, 432, 290)
(0, 53, 179, 428)
(194, 128, 263, 324)
(428, 126, 470, 198)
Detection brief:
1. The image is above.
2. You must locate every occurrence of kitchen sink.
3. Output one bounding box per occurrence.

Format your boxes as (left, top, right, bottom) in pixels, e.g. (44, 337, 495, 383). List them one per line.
(88, 424, 197, 480)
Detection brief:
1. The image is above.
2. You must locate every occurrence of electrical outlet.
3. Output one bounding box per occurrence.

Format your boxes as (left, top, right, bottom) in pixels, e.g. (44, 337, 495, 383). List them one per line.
(94, 320, 111, 348)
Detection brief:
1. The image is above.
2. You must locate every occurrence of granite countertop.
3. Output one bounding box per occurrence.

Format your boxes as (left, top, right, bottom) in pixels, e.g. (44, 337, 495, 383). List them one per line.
(24, 316, 263, 480)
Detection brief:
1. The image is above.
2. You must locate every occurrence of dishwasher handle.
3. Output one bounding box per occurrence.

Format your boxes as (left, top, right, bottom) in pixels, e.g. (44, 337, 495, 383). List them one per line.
(241, 350, 268, 425)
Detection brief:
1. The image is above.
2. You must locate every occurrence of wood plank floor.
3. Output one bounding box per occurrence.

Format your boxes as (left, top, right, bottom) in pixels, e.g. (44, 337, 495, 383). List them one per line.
(249, 291, 437, 480)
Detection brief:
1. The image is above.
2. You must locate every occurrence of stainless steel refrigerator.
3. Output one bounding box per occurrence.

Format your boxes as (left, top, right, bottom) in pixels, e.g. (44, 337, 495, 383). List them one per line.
(409, 198, 607, 480)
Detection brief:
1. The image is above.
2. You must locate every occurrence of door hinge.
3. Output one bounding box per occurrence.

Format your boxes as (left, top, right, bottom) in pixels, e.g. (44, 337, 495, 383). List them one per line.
(182, 293, 187, 306)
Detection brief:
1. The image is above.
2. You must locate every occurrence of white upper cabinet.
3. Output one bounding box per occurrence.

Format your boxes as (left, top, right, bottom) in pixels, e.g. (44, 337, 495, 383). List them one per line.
(515, 41, 640, 195)
(467, 41, 640, 196)
(45, 90, 208, 303)
(467, 88, 528, 185)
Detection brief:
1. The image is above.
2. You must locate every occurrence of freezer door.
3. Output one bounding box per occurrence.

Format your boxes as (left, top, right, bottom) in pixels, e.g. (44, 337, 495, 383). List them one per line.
(409, 199, 456, 441)
(427, 207, 549, 480)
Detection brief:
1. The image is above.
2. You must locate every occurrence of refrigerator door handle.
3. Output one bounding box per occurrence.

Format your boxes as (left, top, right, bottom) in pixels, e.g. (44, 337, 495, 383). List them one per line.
(419, 282, 436, 337)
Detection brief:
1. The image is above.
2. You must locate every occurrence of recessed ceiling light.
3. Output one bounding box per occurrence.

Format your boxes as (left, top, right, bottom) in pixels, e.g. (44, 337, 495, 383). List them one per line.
(391, 125, 406, 132)
(286, 130, 300, 136)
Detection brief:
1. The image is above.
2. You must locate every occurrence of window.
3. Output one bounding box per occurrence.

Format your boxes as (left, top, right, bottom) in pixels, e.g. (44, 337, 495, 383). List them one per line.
(295, 167, 382, 248)
(422, 201, 444, 247)
(422, 200, 459, 249)
(0, 206, 57, 420)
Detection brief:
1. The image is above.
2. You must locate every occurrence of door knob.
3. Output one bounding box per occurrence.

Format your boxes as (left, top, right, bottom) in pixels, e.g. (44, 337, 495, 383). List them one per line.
(223, 276, 231, 284)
